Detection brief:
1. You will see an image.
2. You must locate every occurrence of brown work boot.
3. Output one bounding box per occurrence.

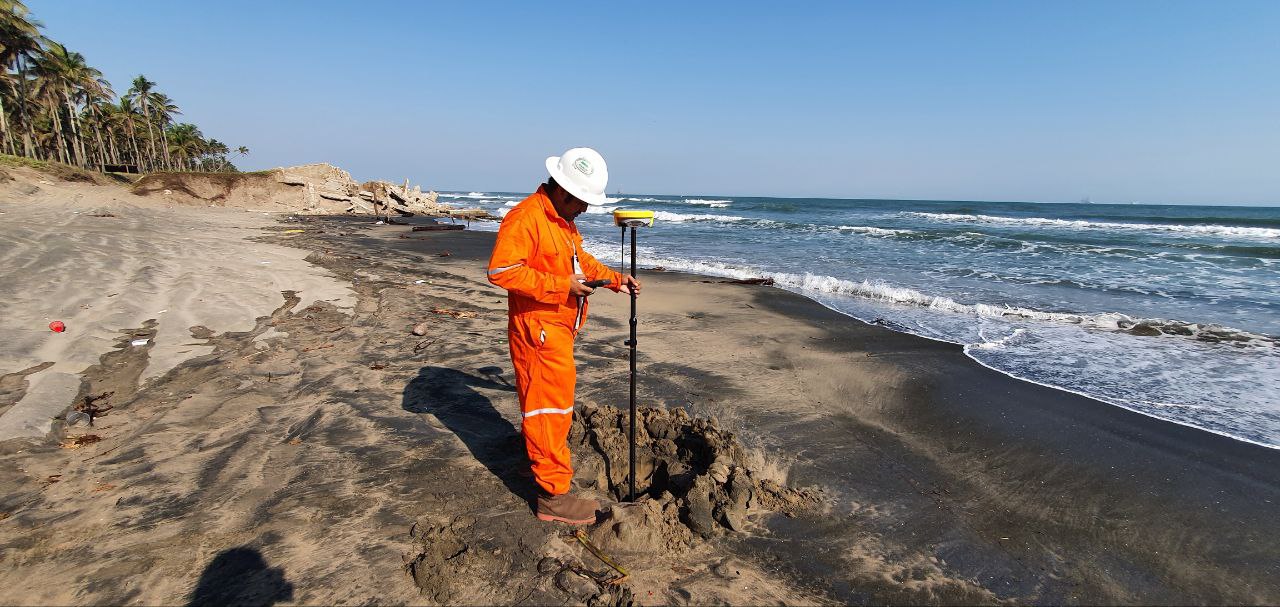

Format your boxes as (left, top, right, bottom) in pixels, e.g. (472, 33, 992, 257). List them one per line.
(536, 492, 599, 525)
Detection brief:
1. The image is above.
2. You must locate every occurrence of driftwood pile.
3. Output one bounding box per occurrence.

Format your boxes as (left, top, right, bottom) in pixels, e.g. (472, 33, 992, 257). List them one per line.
(355, 179, 442, 218)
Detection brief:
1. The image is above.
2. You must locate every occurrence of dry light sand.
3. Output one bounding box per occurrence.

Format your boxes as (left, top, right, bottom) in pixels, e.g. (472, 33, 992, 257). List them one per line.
(0, 169, 353, 439)
(0, 165, 1277, 606)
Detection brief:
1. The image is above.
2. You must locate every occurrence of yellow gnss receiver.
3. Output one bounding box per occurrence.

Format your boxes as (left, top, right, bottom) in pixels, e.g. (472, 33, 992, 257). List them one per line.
(612, 209, 655, 228)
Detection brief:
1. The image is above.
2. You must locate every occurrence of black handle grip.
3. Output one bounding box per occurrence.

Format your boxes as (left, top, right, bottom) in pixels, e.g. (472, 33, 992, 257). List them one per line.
(583, 278, 611, 288)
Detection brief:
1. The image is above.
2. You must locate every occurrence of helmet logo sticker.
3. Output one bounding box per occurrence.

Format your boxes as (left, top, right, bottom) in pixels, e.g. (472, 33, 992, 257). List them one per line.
(572, 158, 593, 176)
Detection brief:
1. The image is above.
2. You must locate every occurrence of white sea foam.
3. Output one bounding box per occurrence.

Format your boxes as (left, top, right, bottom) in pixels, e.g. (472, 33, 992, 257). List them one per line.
(769, 273, 1272, 343)
(464, 220, 500, 232)
(682, 198, 732, 207)
(837, 225, 914, 237)
(584, 205, 619, 214)
(652, 211, 749, 223)
(963, 331, 1280, 449)
(439, 191, 491, 200)
(584, 239, 1274, 346)
(972, 328, 1028, 350)
(907, 212, 1280, 240)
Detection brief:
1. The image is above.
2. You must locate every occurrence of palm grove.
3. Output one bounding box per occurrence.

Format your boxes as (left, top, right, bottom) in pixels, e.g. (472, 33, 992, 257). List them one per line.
(1, 1, 245, 173)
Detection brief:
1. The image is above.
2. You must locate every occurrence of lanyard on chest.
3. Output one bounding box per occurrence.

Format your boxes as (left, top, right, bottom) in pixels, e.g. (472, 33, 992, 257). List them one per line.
(569, 237, 581, 274)
(551, 220, 581, 274)
(560, 230, 586, 330)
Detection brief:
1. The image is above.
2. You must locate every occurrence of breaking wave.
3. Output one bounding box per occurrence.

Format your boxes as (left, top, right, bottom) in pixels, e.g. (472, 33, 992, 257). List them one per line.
(906, 212, 1280, 240)
(682, 198, 732, 207)
(838, 225, 915, 237)
(652, 211, 749, 223)
(582, 243, 1275, 348)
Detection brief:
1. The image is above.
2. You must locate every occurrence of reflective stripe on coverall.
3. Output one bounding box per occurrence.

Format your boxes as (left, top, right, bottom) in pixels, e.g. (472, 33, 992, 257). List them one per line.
(487, 186, 622, 495)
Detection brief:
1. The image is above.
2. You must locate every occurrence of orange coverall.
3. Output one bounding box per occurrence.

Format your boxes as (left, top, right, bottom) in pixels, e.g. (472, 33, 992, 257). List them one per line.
(487, 186, 622, 495)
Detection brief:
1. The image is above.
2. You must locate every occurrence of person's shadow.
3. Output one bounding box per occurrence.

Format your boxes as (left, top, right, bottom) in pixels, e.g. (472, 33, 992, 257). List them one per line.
(401, 366, 537, 505)
(187, 547, 292, 606)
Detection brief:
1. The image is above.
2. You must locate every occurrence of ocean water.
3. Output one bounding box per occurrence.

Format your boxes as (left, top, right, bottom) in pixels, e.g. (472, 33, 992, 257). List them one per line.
(441, 192, 1280, 449)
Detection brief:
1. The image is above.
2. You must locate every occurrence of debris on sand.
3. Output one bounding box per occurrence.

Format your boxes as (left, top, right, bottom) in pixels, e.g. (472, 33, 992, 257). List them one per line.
(569, 404, 820, 550)
(74, 391, 113, 423)
(411, 224, 465, 232)
(412, 339, 436, 353)
(573, 528, 628, 583)
(431, 308, 478, 319)
(60, 434, 103, 449)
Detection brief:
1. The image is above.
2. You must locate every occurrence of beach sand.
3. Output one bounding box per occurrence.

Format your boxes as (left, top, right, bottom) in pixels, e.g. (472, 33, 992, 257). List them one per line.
(0, 170, 1277, 604)
(0, 169, 354, 441)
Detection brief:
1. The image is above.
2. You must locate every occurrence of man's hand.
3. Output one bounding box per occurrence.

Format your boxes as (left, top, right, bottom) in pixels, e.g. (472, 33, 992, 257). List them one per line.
(618, 274, 642, 296)
(568, 274, 595, 297)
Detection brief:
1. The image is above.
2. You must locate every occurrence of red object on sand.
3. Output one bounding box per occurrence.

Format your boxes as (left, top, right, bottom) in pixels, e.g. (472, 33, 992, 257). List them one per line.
(49, 320, 65, 333)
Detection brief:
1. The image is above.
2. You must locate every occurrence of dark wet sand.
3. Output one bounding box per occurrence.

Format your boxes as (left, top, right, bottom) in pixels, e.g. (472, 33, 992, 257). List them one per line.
(739, 292, 1280, 604)
(1, 215, 1276, 605)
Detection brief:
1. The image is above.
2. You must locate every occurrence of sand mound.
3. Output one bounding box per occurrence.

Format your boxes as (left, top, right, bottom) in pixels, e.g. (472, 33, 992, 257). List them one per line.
(0, 156, 129, 187)
(133, 170, 307, 210)
(570, 404, 820, 551)
(130, 163, 454, 217)
(405, 404, 820, 605)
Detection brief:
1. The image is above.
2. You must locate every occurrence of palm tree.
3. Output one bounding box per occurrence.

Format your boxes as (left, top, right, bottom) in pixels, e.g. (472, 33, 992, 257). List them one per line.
(148, 91, 178, 169)
(203, 138, 231, 171)
(29, 62, 68, 162)
(0, 1, 38, 67)
(124, 75, 158, 169)
(0, 72, 18, 153)
(1, 0, 43, 156)
(66, 52, 109, 167)
(33, 41, 106, 167)
(81, 84, 114, 167)
(1, 5, 244, 173)
(165, 122, 201, 170)
(87, 97, 117, 164)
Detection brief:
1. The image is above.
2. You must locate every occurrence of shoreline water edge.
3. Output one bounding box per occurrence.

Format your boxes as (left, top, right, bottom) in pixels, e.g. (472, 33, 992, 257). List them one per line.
(447, 191, 1280, 451)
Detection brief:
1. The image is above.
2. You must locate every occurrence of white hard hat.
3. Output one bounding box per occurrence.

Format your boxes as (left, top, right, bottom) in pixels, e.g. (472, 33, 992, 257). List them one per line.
(545, 147, 609, 206)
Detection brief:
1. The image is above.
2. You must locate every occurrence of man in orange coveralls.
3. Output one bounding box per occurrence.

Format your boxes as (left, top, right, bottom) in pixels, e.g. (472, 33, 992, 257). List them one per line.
(487, 147, 642, 524)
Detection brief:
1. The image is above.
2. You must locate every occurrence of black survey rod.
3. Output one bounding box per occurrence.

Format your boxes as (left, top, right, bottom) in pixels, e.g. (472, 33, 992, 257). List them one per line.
(627, 224, 638, 502)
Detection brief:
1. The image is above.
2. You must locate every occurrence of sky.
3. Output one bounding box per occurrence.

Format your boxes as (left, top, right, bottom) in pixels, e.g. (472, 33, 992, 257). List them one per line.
(29, 1, 1280, 205)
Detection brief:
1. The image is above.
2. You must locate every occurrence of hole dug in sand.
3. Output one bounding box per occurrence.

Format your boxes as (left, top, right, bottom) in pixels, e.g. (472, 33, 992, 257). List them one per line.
(405, 406, 821, 604)
(569, 404, 820, 550)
